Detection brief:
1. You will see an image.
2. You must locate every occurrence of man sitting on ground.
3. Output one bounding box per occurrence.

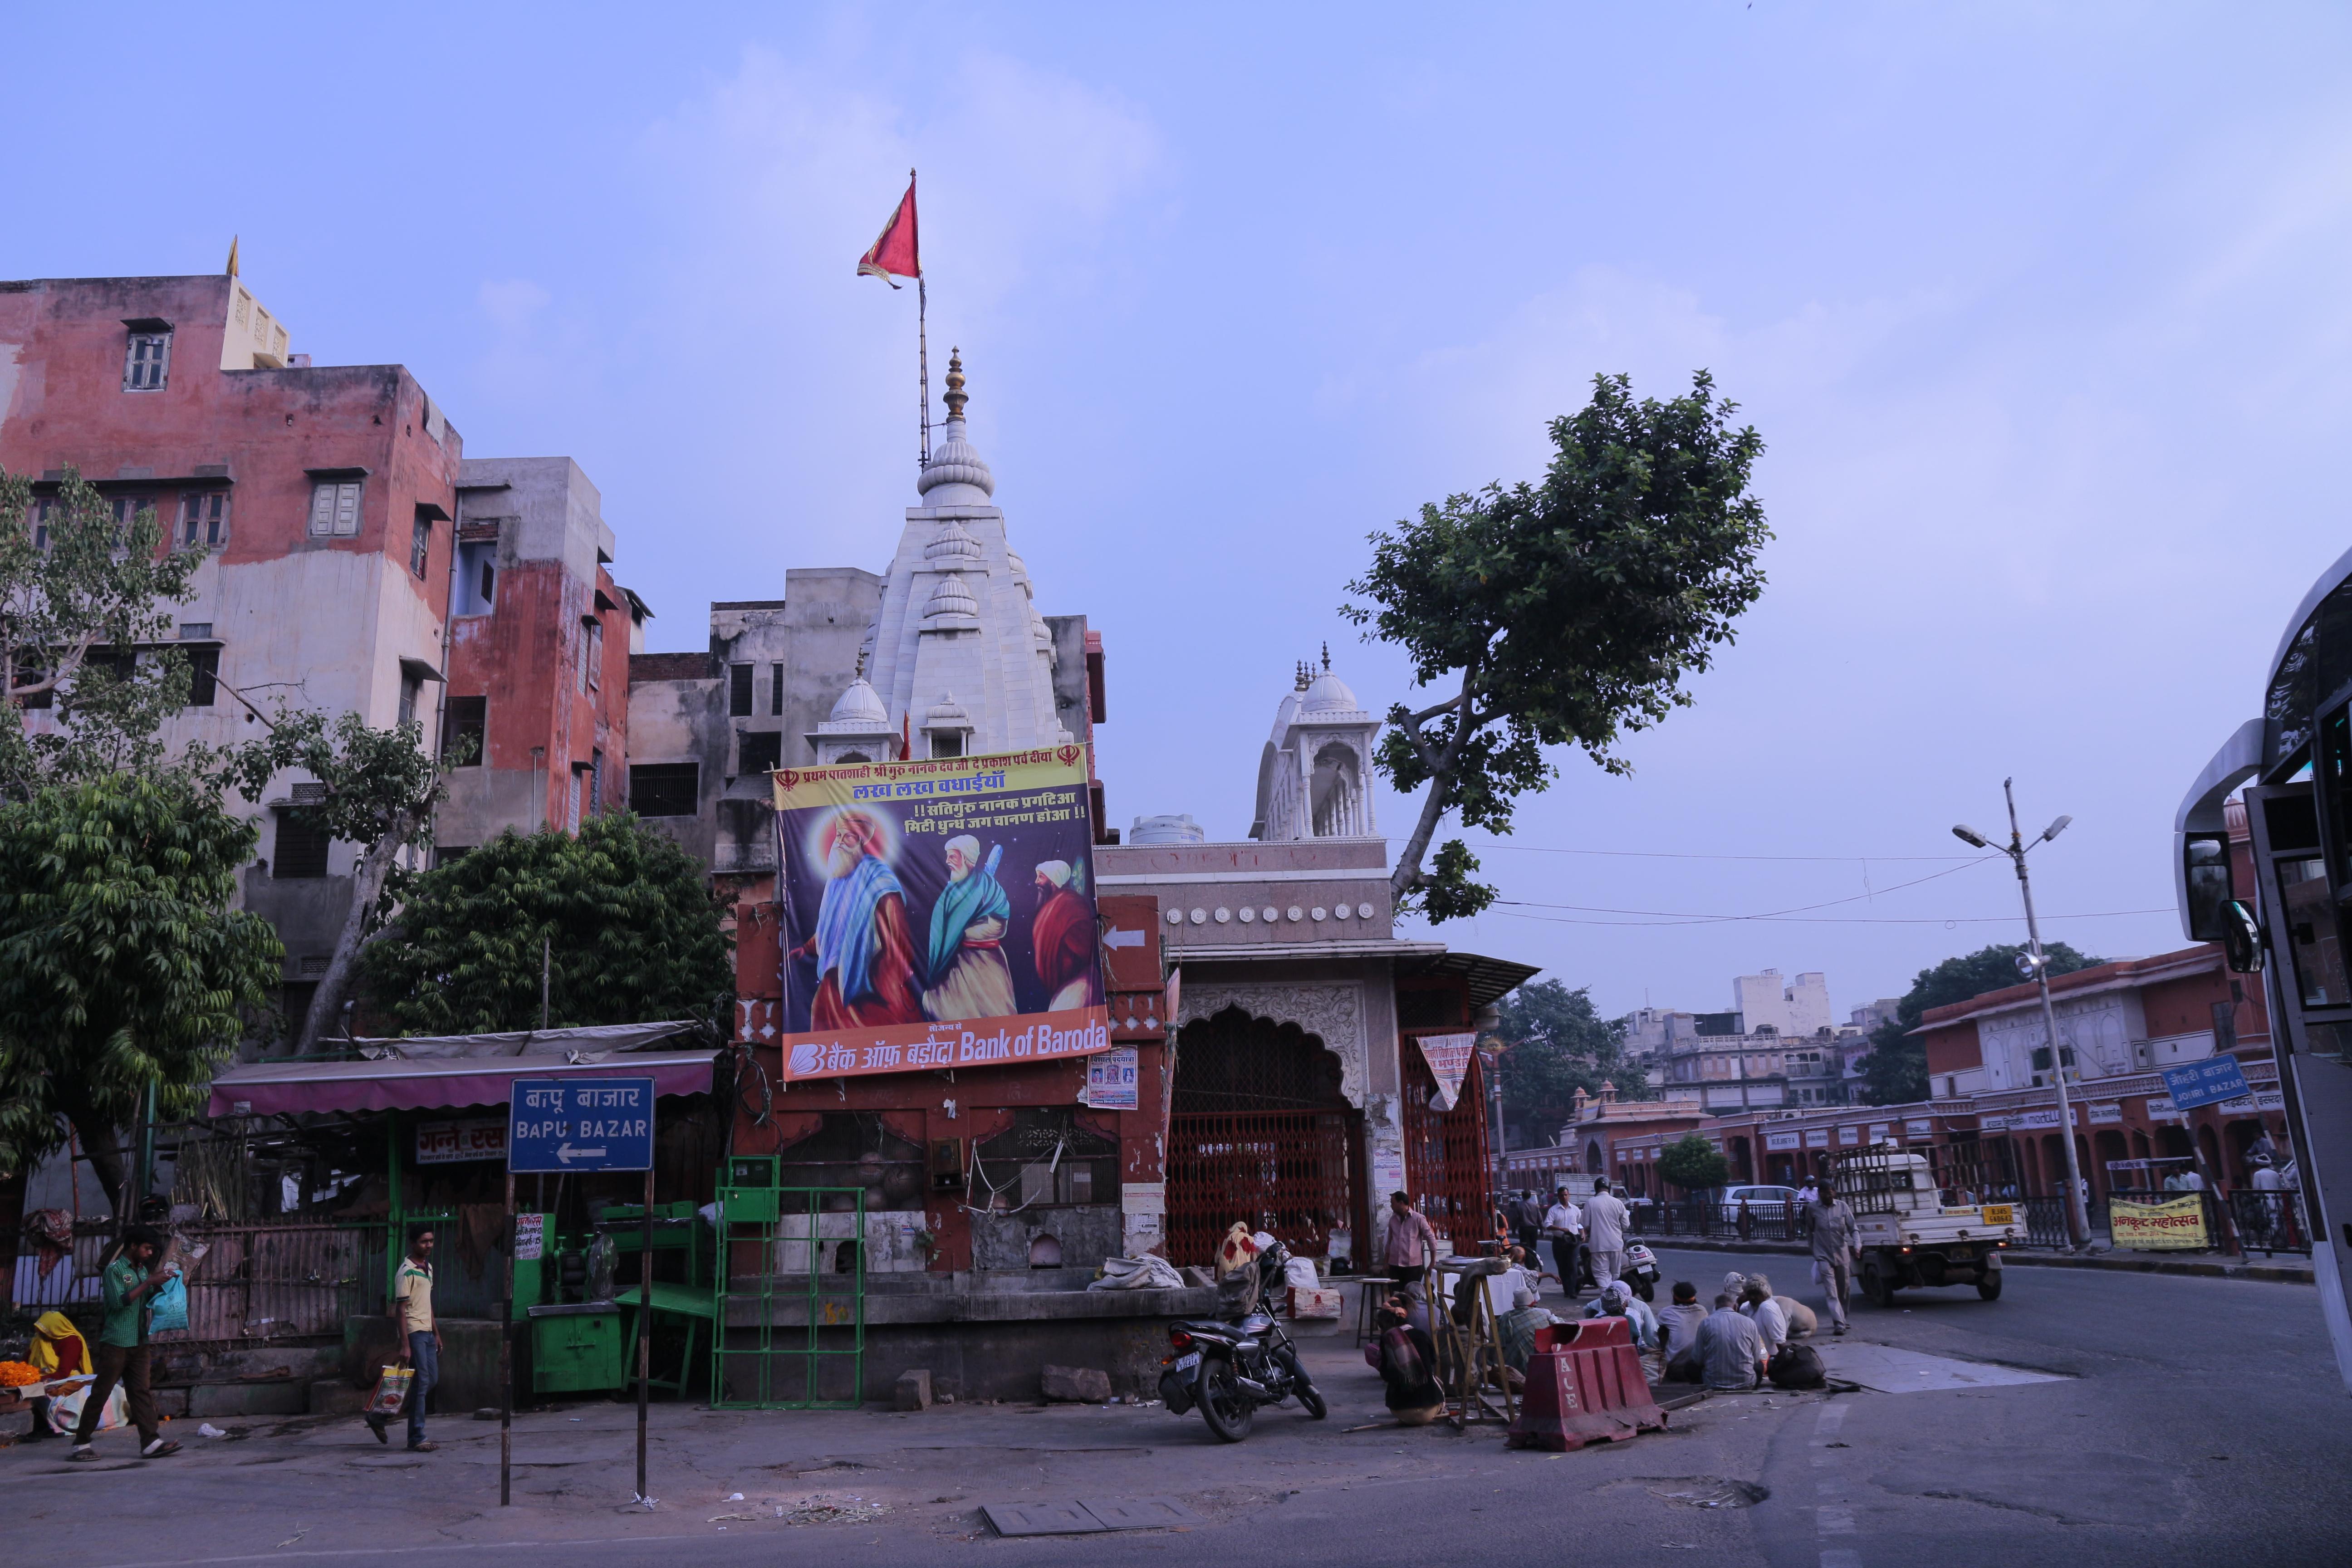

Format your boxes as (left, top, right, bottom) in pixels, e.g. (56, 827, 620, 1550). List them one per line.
(1695, 1292, 1767, 1391)
(1583, 1279, 1660, 1353)
(1659, 1280, 1708, 1375)
(1495, 1287, 1560, 1376)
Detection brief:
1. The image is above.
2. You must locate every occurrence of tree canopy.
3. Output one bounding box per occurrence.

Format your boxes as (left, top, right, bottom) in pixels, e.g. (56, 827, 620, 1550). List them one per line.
(359, 814, 732, 1035)
(1492, 979, 1649, 1140)
(1, 466, 205, 798)
(1341, 372, 1770, 918)
(1856, 941, 2104, 1105)
(0, 773, 283, 1208)
(1658, 1133, 1730, 1195)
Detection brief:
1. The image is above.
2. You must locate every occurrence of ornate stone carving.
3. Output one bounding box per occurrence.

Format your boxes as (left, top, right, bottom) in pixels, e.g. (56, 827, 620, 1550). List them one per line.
(1178, 982, 1369, 1107)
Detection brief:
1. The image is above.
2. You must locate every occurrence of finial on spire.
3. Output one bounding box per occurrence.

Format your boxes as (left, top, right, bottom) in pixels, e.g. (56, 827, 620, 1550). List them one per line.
(226, 235, 240, 278)
(1321, 641, 1330, 672)
(1294, 660, 1311, 691)
(943, 348, 967, 421)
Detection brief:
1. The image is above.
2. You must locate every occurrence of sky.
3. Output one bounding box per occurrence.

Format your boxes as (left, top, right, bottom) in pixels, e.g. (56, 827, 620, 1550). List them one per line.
(10, 3, 2352, 1020)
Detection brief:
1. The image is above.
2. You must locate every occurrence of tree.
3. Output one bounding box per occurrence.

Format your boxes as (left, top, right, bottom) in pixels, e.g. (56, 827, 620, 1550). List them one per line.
(0, 774, 284, 1210)
(1492, 979, 1649, 1137)
(1857, 941, 2105, 1106)
(1658, 1133, 1730, 1195)
(1342, 372, 1770, 918)
(1, 466, 205, 798)
(215, 709, 454, 1052)
(358, 814, 732, 1035)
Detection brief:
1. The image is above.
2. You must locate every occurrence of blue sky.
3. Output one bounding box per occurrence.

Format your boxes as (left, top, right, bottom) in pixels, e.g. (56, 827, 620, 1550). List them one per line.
(11, 4, 2352, 1019)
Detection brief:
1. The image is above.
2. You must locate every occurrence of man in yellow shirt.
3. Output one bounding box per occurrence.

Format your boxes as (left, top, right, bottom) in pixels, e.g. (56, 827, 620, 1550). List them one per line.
(369, 1230, 441, 1452)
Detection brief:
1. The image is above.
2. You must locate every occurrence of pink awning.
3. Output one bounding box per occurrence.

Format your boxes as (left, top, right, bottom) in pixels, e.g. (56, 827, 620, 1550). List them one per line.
(206, 1049, 718, 1118)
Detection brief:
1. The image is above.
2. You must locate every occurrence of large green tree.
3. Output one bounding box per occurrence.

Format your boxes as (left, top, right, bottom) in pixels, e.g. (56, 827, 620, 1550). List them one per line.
(1342, 372, 1770, 919)
(0, 774, 284, 1209)
(1, 466, 206, 798)
(358, 814, 732, 1035)
(1492, 979, 1649, 1139)
(1658, 1133, 1730, 1195)
(1857, 941, 2104, 1105)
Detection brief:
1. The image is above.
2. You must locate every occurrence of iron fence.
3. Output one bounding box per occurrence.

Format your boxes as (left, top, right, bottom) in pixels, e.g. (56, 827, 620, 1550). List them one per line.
(10, 1216, 386, 1347)
(1625, 1198, 1807, 1243)
(2226, 1190, 2313, 1256)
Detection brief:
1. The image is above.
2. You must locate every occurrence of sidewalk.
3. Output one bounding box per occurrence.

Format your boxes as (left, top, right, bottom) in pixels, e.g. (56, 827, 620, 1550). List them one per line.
(1640, 1235, 2315, 1283)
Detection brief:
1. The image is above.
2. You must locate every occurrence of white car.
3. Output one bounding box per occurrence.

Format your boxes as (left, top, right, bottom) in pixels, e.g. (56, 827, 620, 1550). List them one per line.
(1716, 1184, 1799, 1225)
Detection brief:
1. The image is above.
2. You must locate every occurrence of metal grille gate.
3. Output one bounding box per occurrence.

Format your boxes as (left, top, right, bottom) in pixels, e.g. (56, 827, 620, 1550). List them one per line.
(1403, 1048, 1494, 1249)
(1167, 1009, 1363, 1267)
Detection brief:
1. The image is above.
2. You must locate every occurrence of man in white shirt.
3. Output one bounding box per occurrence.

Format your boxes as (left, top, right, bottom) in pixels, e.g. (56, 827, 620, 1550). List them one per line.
(1582, 1184, 1630, 1289)
(1541, 1187, 1585, 1294)
(1740, 1278, 1789, 1364)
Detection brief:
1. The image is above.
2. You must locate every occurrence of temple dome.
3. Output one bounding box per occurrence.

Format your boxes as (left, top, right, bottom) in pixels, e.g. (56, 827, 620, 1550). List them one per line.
(915, 349, 995, 500)
(827, 677, 887, 725)
(1301, 670, 1362, 715)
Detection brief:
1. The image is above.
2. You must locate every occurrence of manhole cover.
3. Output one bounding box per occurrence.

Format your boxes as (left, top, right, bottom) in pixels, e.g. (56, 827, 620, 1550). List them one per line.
(1647, 1479, 1770, 1509)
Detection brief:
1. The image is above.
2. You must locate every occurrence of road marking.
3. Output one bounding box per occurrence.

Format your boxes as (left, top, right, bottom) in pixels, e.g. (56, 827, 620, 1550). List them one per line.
(1813, 1400, 1860, 1566)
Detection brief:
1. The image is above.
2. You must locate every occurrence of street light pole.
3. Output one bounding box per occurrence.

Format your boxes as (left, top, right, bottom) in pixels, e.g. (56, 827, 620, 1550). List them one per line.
(1955, 782, 2091, 1250)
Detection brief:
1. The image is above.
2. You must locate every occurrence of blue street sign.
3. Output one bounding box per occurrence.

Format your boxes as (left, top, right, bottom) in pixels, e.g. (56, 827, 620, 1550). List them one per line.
(2160, 1055, 2251, 1112)
(508, 1078, 655, 1173)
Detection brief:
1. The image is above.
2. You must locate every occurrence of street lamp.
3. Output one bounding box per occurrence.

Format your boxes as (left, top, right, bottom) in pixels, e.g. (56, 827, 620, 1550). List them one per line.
(1954, 781, 2092, 1250)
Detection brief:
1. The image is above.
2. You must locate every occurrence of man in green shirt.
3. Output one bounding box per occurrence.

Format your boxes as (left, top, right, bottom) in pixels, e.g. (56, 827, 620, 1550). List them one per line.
(369, 1229, 441, 1452)
(68, 1225, 179, 1461)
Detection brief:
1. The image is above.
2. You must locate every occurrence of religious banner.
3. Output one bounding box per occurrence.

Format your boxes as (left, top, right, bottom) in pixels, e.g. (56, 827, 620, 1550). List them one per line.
(1414, 1032, 1477, 1112)
(772, 746, 1111, 1082)
(2109, 1195, 2211, 1251)
(1083, 1047, 1141, 1109)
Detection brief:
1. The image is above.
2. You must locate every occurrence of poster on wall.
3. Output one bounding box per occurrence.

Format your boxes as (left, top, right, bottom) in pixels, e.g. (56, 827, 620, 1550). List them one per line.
(1084, 1046, 1141, 1109)
(1415, 1033, 1477, 1111)
(772, 746, 1112, 1083)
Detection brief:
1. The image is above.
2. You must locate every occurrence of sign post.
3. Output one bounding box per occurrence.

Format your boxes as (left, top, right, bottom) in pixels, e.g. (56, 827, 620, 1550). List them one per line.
(508, 1077, 657, 1507)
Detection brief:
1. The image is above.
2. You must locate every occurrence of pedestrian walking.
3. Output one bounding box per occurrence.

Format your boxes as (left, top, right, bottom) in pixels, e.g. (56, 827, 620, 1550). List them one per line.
(68, 1225, 180, 1461)
(1806, 1187, 1859, 1335)
(1582, 1183, 1630, 1289)
(370, 1228, 442, 1452)
(1512, 1190, 1545, 1271)
(1541, 1186, 1585, 1294)
(1736, 1195, 1754, 1240)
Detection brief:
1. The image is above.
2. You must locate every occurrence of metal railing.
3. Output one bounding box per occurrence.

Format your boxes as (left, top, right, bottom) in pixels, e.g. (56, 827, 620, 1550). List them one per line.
(2225, 1191, 2313, 1256)
(10, 1217, 387, 1347)
(1625, 1199, 1808, 1243)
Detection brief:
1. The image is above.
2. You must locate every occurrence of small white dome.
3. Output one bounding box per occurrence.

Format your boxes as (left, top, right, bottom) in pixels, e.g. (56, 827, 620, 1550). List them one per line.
(828, 678, 887, 725)
(926, 691, 971, 725)
(1301, 670, 1361, 713)
(916, 350, 996, 500)
(925, 518, 984, 563)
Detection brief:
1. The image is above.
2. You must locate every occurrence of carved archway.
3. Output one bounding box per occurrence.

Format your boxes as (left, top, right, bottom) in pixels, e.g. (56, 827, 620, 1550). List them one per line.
(1175, 982, 1368, 1107)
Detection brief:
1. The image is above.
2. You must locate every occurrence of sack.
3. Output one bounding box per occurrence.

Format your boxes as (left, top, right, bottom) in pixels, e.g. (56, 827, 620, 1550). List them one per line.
(46, 1379, 124, 1435)
(1290, 1286, 1343, 1319)
(1282, 1255, 1321, 1294)
(366, 1365, 414, 1417)
(1769, 1343, 1826, 1390)
(149, 1272, 190, 1334)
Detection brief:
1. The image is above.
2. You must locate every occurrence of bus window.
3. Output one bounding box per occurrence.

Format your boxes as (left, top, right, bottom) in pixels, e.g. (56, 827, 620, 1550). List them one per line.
(2279, 856, 2351, 1008)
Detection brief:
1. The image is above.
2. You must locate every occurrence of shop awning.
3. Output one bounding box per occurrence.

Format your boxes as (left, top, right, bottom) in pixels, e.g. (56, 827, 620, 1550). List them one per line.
(207, 1047, 718, 1117)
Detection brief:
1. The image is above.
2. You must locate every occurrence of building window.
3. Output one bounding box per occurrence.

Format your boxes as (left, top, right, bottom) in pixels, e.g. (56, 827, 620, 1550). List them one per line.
(434, 846, 473, 868)
(397, 671, 422, 728)
(181, 491, 230, 549)
(738, 730, 782, 776)
(567, 768, 584, 833)
(729, 662, 754, 717)
(629, 762, 699, 817)
(456, 541, 496, 613)
(929, 731, 964, 760)
(309, 480, 363, 537)
(410, 513, 432, 577)
(185, 646, 220, 707)
(111, 495, 155, 537)
(274, 812, 332, 879)
(581, 618, 603, 693)
(124, 332, 171, 390)
(588, 748, 605, 817)
(769, 662, 784, 716)
(32, 497, 59, 551)
(444, 695, 486, 765)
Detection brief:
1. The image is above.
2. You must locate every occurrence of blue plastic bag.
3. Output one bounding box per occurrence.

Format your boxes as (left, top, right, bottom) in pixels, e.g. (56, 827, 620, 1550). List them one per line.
(148, 1271, 189, 1334)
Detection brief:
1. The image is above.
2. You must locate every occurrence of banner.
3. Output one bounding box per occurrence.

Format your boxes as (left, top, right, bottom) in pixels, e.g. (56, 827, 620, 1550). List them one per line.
(1415, 1032, 1477, 1112)
(416, 1117, 505, 1165)
(773, 746, 1111, 1082)
(2109, 1194, 2210, 1250)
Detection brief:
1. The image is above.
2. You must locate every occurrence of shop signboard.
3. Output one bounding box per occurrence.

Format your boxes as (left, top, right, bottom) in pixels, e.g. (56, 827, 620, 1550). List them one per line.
(1904, 1119, 1934, 1139)
(514, 1214, 545, 1262)
(1838, 1125, 1860, 1146)
(2161, 1056, 2252, 1112)
(1867, 1122, 1891, 1142)
(1804, 1128, 1830, 1148)
(2213, 1091, 2286, 1115)
(771, 746, 1112, 1083)
(2109, 1195, 2210, 1250)
(508, 1078, 653, 1173)
(417, 1117, 506, 1165)
(1766, 1131, 1802, 1151)
(2089, 1102, 2124, 1124)
(2148, 1095, 2187, 1122)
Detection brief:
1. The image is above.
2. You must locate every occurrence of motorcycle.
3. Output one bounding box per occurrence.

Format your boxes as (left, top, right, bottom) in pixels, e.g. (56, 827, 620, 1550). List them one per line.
(1157, 1239, 1328, 1442)
(1621, 1242, 1661, 1303)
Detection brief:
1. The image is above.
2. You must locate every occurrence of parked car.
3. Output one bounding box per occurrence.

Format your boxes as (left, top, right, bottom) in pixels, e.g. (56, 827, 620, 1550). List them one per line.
(1716, 1184, 1799, 1225)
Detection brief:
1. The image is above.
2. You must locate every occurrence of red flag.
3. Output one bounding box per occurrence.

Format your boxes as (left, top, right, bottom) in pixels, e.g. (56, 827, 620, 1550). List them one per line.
(900, 712, 912, 761)
(858, 172, 920, 289)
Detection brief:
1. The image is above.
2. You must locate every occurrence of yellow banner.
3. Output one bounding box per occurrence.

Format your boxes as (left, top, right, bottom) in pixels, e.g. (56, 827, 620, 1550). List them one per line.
(2109, 1195, 2209, 1250)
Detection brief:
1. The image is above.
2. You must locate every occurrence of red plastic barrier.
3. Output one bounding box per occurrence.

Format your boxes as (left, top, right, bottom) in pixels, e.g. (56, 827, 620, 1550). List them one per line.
(1505, 1314, 1667, 1451)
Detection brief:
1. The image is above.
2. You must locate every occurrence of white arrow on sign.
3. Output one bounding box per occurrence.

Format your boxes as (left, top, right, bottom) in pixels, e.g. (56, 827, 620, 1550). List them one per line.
(1104, 927, 1144, 951)
(555, 1143, 608, 1165)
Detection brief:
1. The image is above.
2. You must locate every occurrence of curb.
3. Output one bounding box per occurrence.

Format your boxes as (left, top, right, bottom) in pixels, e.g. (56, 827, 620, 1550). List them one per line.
(1643, 1237, 2315, 1284)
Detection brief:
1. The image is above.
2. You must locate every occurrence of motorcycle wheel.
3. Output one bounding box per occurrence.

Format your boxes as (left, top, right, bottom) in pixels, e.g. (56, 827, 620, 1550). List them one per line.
(1295, 1375, 1328, 1420)
(1197, 1362, 1254, 1442)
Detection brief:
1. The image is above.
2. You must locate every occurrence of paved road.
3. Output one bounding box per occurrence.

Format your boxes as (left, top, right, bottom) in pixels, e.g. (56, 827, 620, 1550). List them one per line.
(14, 1247, 2348, 1568)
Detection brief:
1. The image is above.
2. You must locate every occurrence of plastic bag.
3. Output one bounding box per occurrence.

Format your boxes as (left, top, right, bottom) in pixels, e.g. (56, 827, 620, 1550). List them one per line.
(149, 1272, 190, 1334)
(366, 1365, 414, 1417)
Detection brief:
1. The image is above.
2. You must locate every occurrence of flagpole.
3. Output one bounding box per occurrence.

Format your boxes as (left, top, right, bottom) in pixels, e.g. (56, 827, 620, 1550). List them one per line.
(918, 272, 931, 467)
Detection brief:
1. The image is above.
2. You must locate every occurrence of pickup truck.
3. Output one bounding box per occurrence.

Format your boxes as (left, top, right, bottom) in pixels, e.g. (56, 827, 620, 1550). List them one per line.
(1831, 1142, 2019, 1305)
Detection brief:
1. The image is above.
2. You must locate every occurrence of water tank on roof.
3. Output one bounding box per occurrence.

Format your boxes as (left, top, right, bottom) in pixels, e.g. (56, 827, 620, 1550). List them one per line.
(1129, 813, 1205, 846)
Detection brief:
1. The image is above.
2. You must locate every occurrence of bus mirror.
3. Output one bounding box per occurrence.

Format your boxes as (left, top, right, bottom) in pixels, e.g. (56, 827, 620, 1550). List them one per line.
(2220, 899, 2264, 974)
(2183, 833, 2232, 941)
